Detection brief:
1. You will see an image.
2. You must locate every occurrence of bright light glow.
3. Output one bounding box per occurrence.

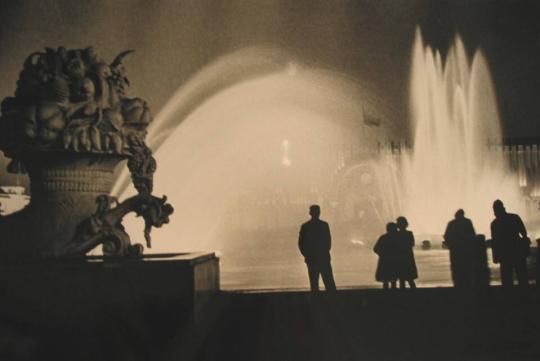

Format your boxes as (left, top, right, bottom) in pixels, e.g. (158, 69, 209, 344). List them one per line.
(119, 68, 389, 255)
(281, 157, 292, 167)
(111, 47, 292, 196)
(108, 37, 528, 289)
(281, 139, 291, 166)
(401, 29, 524, 234)
(351, 239, 366, 246)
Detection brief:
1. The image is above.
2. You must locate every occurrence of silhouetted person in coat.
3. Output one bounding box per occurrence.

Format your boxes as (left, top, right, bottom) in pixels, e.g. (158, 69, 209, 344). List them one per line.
(298, 205, 336, 292)
(491, 199, 529, 289)
(444, 209, 476, 289)
(396, 216, 417, 289)
(374, 223, 400, 290)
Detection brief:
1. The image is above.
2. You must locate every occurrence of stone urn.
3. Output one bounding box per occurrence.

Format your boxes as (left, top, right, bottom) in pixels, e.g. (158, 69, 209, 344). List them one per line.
(0, 47, 171, 260)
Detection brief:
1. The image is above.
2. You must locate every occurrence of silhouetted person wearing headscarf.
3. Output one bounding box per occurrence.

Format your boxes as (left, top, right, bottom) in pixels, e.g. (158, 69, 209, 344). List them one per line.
(374, 223, 400, 290)
(490, 199, 529, 289)
(444, 209, 476, 289)
(298, 205, 336, 292)
(396, 216, 417, 289)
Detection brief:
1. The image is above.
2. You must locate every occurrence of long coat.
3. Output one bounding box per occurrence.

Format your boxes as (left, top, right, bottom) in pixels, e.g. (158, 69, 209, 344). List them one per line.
(444, 216, 476, 287)
(374, 232, 400, 282)
(298, 219, 332, 264)
(396, 230, 418, 280)
(491, 212, 528, 262)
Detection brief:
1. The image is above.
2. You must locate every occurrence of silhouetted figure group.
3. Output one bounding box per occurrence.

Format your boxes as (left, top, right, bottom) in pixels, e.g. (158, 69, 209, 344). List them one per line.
(443, 200, 530, 291)
(373, 217, 417, 289)
(298, 199, 530, 293)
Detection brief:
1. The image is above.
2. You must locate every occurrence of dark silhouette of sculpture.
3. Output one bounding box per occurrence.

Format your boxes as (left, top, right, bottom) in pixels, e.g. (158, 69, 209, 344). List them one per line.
(298, 205, 336, 292)
(0, 47, 151, 156)
(490, 199, 529, 289)
(444, 209, 476, 289)
(396, 216, 417, 289)
(127, 135, 157, 195)
(374, 223, 399, 290)
(0, 46, 169, 259)
(58, 194, 173, 257)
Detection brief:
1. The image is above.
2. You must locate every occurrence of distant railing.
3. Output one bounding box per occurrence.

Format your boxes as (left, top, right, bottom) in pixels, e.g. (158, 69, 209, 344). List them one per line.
(334, 137, 540, 196)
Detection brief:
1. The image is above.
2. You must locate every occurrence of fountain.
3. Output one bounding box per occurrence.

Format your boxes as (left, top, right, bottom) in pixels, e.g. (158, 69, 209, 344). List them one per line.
(113, 54, 396, 289)
(22, 31, 517, 291)
(402, 29, 525, 237)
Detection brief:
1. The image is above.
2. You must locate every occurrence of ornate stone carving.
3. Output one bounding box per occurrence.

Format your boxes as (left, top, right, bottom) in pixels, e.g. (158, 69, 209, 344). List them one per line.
(127, 135, 156, 195)
(0, 47, 171, 259)
(57, 194, 173, 258)
(32, 168, 114, 193)
(0, 47, 151, 161)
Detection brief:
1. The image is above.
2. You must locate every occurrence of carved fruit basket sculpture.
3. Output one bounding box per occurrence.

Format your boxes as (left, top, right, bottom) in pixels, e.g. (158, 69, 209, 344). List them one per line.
(0, 47, 173, 260)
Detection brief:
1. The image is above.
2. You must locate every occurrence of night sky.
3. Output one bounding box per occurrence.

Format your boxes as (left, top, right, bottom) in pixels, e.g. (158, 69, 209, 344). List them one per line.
(0, 0, 538, 147)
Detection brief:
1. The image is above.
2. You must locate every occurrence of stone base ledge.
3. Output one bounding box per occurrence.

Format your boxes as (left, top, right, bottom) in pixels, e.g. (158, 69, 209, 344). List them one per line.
(0, 252, 220, 325)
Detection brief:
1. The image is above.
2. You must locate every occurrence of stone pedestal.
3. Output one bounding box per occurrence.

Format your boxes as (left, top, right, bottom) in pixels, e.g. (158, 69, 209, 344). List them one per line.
(0, 252, 220, 326)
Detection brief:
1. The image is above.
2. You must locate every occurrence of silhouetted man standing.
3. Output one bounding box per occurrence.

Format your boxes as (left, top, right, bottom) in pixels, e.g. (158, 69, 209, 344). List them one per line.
(491, 199, 529, 289)
(444, 209, 476, 289)
(298, 205, 336, 292)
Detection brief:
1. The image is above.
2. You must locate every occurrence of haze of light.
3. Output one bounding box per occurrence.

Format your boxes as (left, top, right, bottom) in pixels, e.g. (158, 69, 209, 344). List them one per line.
(402, 29, 524, 236)
(119, 67, 389, 257)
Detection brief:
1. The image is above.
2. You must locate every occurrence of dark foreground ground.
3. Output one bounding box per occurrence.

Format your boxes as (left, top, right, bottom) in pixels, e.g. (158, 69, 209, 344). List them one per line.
(2, 287, 540, 361)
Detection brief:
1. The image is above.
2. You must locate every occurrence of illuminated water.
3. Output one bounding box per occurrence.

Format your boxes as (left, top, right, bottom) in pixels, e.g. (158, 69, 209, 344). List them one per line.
(402, 30, 524, 236)
(110, 33, 524, 289)
(116, 46, 395, 257)
(220, 241, 503, 290)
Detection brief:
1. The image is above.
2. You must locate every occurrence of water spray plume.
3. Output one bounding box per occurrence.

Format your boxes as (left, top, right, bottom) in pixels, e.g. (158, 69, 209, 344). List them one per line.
(403, 29, 523, 236)
(111, 47, 292, 196)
